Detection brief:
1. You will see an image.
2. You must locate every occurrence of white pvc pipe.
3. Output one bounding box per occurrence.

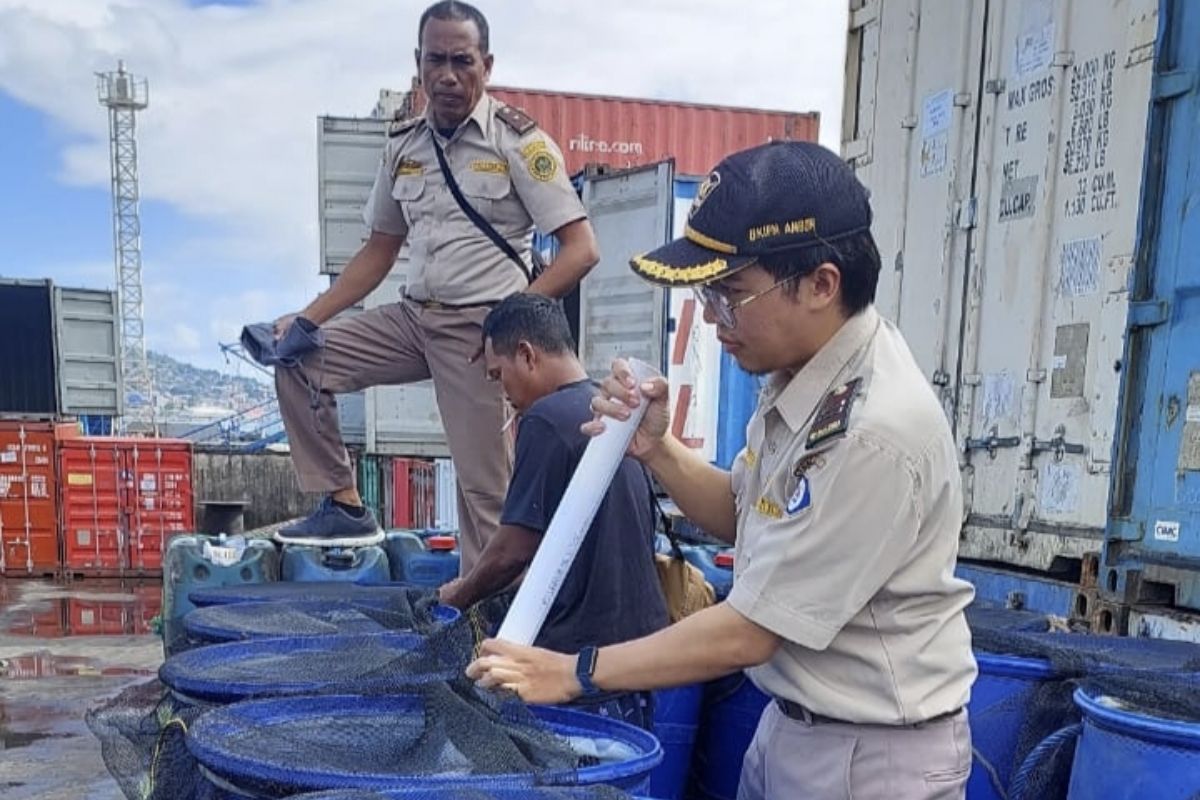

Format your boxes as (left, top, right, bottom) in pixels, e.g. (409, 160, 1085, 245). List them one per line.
(496, 357, 659, 646)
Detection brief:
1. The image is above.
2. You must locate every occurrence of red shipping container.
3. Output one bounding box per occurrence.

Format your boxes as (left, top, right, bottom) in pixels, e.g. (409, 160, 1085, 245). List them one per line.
(60, 437, 194, 577)
(0, 420, 78, 576)
(392, 457, 436, 529)
(400, 82, 821, 177)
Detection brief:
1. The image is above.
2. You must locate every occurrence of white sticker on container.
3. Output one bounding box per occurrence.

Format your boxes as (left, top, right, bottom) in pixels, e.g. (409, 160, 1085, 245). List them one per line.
(1187, 406, 1200, 424)
(1041, 462, 1081, 515)
(1052, 355, 1068, 371)
(920, 90, 953, 178)
(140, 475, 157, 492)
(1154, 520, 1181, 543)
(1015, 0, 1055, 77)
(1059, 237, 1102, 297)
(77, 529, 91, 546)
(81, 610, 95, 626)
(0, 451, 16, 463)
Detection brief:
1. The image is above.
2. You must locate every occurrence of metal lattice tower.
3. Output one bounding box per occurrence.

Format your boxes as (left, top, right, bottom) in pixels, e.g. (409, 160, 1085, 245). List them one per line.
(97, 61, 155, 431)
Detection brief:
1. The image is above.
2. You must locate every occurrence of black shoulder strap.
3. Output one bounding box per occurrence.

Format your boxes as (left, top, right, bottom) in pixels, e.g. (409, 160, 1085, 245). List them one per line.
(643, 469, 683, 559)
(429, 131, 533, 285)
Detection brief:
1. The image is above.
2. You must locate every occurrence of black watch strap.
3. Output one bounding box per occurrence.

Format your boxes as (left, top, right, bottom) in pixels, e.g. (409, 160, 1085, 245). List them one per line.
(575, 646, 602, 697)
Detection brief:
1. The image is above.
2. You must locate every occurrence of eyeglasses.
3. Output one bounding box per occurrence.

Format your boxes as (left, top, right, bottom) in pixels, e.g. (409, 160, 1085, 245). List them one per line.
(693, 275, 797, 329)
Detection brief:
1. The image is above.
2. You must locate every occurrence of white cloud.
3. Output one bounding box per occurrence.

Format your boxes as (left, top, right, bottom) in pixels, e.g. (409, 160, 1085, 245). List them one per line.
(0, 0, 847, 372)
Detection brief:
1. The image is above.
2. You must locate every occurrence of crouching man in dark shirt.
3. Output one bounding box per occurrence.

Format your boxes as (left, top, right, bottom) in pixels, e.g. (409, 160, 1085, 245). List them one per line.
(439, 292, 669, 729)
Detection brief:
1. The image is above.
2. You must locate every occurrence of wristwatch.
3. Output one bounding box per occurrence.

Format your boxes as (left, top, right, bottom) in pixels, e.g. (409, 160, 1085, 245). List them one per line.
(575, 646, 603, 697)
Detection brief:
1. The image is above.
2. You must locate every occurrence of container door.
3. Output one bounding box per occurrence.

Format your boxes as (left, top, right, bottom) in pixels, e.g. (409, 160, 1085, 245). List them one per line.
(578, 161, 674, 378)
(60, 441, 124, 575)
(0, 280, 59, 414)
(123, 442, 194, 573)
(1108, 0, 1200, 611)
(0, 424, 60, 576)
(53, 286, 123, 416)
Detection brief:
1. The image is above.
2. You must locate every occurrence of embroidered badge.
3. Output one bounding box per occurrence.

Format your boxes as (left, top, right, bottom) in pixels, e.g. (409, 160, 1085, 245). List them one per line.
(393, 157, 424, 178)
(689, 171, 721, 219)
(755, 496, 783, 519)
(527, 149, 558, 182)
(742, 447, 758, 468)
(470, 159, 509, 175)
(806, 377, 863, 449)
(785, 476, 811, 515)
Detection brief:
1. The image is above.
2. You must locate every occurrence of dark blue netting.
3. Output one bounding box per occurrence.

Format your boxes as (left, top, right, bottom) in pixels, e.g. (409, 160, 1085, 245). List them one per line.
(159, 633, 456, 704)
(188, 582, 418, 608)
(967, 604, 1200, 800)
(185, 693, 660, 797)
(285, 789, 638, 799)
(183, 598, 459, 644)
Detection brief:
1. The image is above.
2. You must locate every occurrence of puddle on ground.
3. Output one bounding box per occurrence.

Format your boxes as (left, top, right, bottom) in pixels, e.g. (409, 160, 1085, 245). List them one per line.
(0, 579, 161, 638)
(1, 650, 156, 680)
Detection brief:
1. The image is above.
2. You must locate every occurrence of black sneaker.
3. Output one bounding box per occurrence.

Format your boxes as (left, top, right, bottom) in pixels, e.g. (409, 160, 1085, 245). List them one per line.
(274, 497, 384, 547)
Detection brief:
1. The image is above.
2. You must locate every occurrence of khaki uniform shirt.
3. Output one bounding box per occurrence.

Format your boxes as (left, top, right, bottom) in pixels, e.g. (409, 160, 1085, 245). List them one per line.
(364, 93, 586, 306)
(726, 306, 977, 725)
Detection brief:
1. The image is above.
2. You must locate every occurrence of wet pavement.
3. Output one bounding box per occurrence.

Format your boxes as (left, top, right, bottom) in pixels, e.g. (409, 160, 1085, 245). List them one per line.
(0, 578, 162, 800)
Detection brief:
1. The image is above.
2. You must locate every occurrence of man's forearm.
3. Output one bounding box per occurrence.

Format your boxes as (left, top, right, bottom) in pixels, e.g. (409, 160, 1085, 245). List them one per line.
(593, 603, 779, 692)
(303, 232, 401, 324)
(645, 436, 738, 544)
(528, 220, 598, 298)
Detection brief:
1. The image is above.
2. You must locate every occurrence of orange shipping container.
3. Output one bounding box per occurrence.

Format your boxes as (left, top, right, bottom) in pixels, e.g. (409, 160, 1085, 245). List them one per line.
(59, 437, 194, 578)
(400, 83, 821, 177)
(0, 420, 78, 576)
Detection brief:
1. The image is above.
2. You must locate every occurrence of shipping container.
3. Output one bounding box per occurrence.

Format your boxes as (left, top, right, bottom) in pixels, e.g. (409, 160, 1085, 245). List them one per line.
(843, 0, 1200, 630)
(59, 437, 194, 577)
(375, 82, 819, 193)
(0, 420, 79, 576)
(0, 278, 123, 417)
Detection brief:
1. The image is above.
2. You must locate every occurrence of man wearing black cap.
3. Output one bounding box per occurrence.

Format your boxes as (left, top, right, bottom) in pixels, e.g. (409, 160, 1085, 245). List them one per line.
(468, 141, 977, 799)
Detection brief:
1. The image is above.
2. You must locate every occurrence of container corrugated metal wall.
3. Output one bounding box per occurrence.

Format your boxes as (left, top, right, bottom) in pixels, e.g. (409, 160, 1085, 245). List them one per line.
(59, 437, 194, 577)
(0, 421, 79, 576)
(844, 0, 1161, 573)
(393, 84, 820, 178)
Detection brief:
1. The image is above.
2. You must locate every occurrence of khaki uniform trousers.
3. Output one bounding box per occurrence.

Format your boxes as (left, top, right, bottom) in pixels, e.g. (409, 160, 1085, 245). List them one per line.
(275, 300, 511, 574)
(737, 701, 971, 800)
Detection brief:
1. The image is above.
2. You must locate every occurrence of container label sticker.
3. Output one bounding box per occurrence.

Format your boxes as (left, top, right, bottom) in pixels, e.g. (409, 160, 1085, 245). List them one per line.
(0, 451, 15, 464)
(1188, 406, 1200, 424)
(920, 90, 953, 177)
(0, 476, 11, 497)
(1000, 176, 1039, 222)
(77, 529, 91, 546)
(68, 473, 93, 486)
(1059, 237, 1102, 297)
(30, 475, 48, 499)
(981, 372, 1018, 430)
(1052, 355, 1068, 371)
(1040, 462, 1081, 515)
(1015, 0, 1055, 78)
(1154, 521, 1181, 543)
(140, 475, 157, 492)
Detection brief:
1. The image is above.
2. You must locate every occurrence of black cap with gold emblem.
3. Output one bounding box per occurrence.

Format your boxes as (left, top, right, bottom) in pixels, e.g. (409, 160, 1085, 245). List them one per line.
(630, 141, 872, 286)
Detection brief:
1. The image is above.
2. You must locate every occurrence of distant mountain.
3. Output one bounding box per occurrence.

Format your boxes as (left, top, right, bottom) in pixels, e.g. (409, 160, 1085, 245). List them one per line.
(147, 350, 273, 414)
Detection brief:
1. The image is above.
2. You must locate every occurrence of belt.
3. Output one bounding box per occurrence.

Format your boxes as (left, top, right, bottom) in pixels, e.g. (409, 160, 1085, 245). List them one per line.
(774, 698, 963, 728)
(405, 296, 499, 311)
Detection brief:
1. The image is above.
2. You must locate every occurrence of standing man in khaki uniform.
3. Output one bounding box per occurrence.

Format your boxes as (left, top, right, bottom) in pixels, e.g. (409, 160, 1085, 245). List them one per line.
(468, 142, 977, 799)
(272, 1, 598, 572)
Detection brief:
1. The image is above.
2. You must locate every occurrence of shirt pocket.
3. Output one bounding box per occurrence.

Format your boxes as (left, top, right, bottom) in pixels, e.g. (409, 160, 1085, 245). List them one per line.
(390, 174, 428, 226)
(457, 171, 526, 228)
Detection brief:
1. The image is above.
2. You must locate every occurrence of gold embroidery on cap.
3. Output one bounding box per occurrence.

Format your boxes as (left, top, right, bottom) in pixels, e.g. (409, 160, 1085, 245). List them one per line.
(630, 254, 728, 284)
(684, 224, 738, 254)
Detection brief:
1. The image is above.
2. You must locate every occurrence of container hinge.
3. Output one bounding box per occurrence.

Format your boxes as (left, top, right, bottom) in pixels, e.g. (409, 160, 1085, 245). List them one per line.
(1128, 299, 1169, 329)
(964, 427, 1021, 458)
(985, 78, 1006, 95)
(1153, 70, 1195, 103)
(1030, 425, 1086, 462)
(956, 197, 978, 230)
(931, 369, 951, 387)
(849, 2, 880, 30)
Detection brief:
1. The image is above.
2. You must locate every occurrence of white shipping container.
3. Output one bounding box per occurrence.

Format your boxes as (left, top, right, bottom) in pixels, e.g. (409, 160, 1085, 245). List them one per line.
(435, 458, 459, 531)
(843, 0, 1160, 571)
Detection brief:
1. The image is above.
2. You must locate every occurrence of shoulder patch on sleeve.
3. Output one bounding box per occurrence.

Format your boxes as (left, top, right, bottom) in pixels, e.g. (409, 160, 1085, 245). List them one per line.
(387, 114, 421, 138)
(806, 377, 863, 449)
(496, 103, 537, 135)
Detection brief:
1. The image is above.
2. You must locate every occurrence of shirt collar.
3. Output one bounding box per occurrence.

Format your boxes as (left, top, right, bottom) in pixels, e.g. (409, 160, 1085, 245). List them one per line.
(424, 92, 492, 141)
(769, 306, 880, 432)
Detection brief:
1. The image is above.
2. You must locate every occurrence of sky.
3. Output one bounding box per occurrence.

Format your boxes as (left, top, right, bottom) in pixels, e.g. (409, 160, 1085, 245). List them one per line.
(0, 0, 848, 374)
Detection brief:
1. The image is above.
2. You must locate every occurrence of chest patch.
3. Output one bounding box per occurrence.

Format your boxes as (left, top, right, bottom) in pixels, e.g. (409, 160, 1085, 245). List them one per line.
(806, 377, 863, 449)
(393, 157, 424, 178)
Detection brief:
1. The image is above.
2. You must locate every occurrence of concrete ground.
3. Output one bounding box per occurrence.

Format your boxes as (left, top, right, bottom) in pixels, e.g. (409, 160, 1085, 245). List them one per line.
(0, 578, 162, 800)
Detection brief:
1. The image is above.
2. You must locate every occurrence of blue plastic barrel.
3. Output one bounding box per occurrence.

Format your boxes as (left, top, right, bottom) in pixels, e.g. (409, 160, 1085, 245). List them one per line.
(966, 652, 1059, 800)
(186, 694, 663, 796)
(183, 599, 460, 644)
(161, 535, 280, 656)
(649, 684, 703, 800)
(384, 531, 460, 587)
(1067, 687, 1200, 799)
(158, 633, 452, 705)
(689, 673, 771, 800)
(282, 545, 390, 583)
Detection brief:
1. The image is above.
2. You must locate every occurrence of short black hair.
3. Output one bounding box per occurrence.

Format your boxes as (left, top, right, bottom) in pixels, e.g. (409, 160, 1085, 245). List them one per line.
(483, 294, 575, 356)
(418, 1, 490, 54)
(756, 230, 881, 316)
